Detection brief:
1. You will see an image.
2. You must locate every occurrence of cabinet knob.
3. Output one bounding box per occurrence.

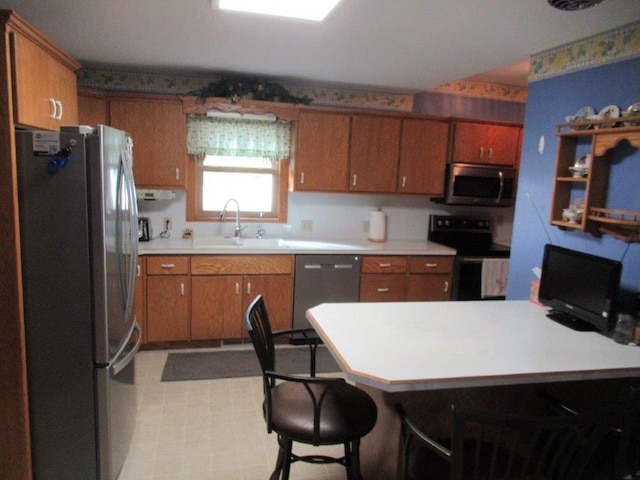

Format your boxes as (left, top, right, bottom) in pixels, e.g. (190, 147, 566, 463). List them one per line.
(444, 281, 449, 293)
(377, 288, 390, 293)
(175, 168, 180, 180)
(161, 263, 175, 269)
(180, 283, 185, 296)
(235, 282, 240, 295)
(246, 282, 251, 295)
(401, 176, 407, 188)
(425, 263, 438, 268)
(352, 174, 357, 186)
(300, 172, 305, 184)
(379, 263, 391, 268)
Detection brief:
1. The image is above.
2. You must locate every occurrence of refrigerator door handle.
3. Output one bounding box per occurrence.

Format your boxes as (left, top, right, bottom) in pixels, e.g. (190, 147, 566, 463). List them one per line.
(121, 143, 139, 323)
(112, 320, 141, 376)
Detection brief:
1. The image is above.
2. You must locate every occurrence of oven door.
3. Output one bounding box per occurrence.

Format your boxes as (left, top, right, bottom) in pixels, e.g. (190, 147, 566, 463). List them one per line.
(453, 256, 507, 301)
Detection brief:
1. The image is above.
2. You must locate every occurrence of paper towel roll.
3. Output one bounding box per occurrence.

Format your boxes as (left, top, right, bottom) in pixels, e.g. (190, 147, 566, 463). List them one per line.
(368, 209, 387, 243)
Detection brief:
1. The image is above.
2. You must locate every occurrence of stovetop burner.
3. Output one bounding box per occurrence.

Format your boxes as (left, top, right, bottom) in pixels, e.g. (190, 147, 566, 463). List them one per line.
(428, 215, 510, 258)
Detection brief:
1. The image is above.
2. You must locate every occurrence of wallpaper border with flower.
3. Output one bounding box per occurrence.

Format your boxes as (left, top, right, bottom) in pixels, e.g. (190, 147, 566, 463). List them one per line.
(529, 20, 640, 83)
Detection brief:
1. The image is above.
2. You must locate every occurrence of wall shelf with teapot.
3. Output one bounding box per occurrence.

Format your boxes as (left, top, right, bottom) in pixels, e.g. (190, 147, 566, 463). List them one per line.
(550, 116, 640, 242)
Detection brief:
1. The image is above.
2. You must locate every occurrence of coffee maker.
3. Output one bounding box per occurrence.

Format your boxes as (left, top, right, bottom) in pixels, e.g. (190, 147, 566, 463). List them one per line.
(138, 217, 150, 242)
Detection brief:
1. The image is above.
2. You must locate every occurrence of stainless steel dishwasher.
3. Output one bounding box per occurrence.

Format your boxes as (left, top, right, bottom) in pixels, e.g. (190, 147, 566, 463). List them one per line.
(292, 254, 361, 343)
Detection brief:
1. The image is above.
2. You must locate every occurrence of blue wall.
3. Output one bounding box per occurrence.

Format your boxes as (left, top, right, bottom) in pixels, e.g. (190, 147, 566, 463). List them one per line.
(507, 57, 640, 309)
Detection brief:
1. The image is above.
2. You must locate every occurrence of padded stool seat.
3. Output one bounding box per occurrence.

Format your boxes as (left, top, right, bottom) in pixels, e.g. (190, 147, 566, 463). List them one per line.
(270, 380, 377, 444)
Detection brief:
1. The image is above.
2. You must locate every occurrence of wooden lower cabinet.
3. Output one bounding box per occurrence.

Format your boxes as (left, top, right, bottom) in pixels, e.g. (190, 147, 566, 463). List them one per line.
(406, 256, 454, 301)
(146, 275, 190, 342)
(360, 255, 454, 302)
(190, 255, 294, 341)
(145, 256, 190, 342)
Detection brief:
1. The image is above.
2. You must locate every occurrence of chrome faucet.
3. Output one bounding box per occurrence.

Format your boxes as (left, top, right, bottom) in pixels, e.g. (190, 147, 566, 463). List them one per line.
(220, 198, 246, 237)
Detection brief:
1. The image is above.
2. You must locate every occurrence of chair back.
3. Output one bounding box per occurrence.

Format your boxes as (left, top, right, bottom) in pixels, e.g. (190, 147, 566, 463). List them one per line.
(245, 294, 276, 375)
(449, 406, 613, 480)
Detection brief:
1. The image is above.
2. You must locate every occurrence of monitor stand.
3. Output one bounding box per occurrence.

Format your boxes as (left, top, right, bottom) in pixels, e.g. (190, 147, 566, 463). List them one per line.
(546, 310, 597, 332)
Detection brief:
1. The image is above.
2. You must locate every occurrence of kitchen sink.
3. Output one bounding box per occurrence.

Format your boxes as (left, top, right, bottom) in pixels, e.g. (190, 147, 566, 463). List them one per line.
(191, 237, 365, 250)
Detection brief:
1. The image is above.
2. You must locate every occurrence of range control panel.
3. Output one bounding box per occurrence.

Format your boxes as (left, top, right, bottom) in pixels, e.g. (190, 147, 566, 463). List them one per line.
(429, 215, 492, 233)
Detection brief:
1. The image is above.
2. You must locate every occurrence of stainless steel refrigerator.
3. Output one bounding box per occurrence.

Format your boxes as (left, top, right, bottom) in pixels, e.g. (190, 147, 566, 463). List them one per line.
(16, 125, 141, 480)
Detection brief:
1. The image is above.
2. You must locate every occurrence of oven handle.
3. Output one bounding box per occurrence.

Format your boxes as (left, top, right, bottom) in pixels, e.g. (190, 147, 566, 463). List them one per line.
(496, 170, 504, 204)
(457, 257, 486, 264)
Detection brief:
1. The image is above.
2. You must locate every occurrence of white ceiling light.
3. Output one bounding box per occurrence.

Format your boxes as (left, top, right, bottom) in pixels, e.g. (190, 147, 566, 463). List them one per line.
(217, 0, 341, 21)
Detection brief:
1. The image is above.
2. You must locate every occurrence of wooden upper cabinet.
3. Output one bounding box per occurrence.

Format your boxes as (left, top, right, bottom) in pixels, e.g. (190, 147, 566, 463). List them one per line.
(293, 110, 350, 192)
(77, 89, 109, 126)
(451, 122, 521, 167)
(485, 124, 522, 166)
(109, 96, 187, 188)
(349, 115, 401, 193)
(9, 26, 79, 130)
(398, 119, 449, 195)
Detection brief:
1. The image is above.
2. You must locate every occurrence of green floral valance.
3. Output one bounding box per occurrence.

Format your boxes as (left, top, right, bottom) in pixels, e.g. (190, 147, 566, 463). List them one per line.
(186, 114, 291, 159)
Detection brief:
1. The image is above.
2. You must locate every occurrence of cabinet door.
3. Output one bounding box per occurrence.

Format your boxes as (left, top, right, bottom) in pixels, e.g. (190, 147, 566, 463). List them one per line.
(398, 119, 449, 194)
(243, 275, 294, 335)
(451, 122, 487, 164)
(109, 97, 186, 188)
(349, 115, 401, 192)
(360, 274, 406, 302)
(191, 276, 243, 340)
(78, 90, 109, 126)
(294, 111, 350, 192)
(485, 124, 521, 166)
(10, 31, 78, 130)
(406, 274, 452, 301)
(146, 276, 190, 342)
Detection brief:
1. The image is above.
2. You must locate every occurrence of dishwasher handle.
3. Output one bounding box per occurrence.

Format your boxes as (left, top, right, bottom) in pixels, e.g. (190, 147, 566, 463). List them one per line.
(304, 263, 354, 269)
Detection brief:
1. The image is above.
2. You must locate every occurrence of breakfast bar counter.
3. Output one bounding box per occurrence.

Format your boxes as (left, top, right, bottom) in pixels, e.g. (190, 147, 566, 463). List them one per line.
(306, 300, 640, 392)
(306, 301, 640, 479)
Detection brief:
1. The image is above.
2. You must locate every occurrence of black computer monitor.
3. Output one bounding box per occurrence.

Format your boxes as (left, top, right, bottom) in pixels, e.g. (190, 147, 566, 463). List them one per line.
(538, 244, 622, 333)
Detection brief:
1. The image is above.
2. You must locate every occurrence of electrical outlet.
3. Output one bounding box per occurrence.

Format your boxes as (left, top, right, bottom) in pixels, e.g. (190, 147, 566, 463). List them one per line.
(163, 217, 172, 231)
(363, 220, 370, 233)
(301, 220, 313, 232)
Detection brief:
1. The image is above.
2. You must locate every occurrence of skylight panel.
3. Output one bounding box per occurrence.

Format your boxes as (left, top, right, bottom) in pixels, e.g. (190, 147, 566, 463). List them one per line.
(217, 0, 341, 21)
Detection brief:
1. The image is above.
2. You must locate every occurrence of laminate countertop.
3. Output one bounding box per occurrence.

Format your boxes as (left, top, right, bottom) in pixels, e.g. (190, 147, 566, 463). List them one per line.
(307, 300, 640, 393)
(138, 237, 456, 256)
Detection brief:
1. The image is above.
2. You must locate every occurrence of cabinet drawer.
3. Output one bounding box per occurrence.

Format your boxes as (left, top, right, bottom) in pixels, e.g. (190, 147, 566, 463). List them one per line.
(146, 256, 190, 275)
(360, 274, 406, 302)
(362, 256, 407, 273)
(191, 255, 294, 275)
(408, 256, 454, 274)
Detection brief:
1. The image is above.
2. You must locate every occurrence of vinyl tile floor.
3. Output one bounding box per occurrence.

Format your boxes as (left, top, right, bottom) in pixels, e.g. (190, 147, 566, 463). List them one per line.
(119, 347, 348, 480)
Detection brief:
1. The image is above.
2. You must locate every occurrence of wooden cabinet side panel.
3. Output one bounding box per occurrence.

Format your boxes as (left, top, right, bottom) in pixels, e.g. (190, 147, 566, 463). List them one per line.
(398, 119, 448, 194)
(349, 115, 400, 192)
(294, 111, 350, 191)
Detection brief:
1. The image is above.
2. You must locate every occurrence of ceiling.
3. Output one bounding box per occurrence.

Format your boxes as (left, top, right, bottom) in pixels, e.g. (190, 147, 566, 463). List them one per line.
(1, 0, 639, 93)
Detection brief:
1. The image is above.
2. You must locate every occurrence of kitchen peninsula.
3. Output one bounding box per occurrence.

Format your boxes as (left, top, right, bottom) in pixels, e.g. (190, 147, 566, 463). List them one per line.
(306, 300, 640, 478)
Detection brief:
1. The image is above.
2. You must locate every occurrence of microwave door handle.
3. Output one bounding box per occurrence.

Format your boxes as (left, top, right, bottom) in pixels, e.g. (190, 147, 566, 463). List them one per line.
(496, 170, 504, 204)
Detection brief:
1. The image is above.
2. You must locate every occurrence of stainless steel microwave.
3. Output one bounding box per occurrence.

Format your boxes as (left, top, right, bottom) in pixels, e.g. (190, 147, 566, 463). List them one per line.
(436, 163, 516, 207)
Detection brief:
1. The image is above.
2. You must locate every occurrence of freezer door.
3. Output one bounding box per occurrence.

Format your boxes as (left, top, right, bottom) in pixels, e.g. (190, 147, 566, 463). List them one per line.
(96, 320, 141, 480)
(88, 125, 139, 365)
